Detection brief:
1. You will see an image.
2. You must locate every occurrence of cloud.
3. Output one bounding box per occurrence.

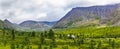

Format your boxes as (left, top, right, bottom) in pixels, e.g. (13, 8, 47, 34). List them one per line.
(0, 0, 120, 24)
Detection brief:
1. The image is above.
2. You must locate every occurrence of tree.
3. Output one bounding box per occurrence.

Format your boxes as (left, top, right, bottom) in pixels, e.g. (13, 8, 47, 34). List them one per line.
(78, 38, 84, 45)
(38, 44, 42, 49)
(44, 47, 48, 49)
(2, 28, 7, 47)
(3, 40, 7, 46)
(97, 40, 101, 49)
(10, 43, 15, 49)
(48, 29, 54, 39)
(2, 29, 5, 39)
(22, 37, 30, 45)
(90, 39, 94, 49)
(21, 44, 24, 49)
(49, 45, 53, 49)
(44, 31, 48, 38)
(11, 29, 15, 40)
(40, 33, 45, 44)
(111, 39, 115, 49)
(48, 29, 56, 47)
(59, 34, 62, 39)
(31, 31, 36, 37)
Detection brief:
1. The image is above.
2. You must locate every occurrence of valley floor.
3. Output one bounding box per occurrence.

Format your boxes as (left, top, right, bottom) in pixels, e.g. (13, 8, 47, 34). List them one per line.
(0, 26, 120, 49)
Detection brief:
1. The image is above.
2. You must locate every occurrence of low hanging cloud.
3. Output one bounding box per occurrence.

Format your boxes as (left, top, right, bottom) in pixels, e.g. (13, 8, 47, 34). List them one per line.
(0, 0, 120, 23)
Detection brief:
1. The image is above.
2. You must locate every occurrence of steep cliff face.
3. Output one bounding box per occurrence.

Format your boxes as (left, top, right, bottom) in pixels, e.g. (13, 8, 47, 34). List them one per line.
(54, 4, 119, 28)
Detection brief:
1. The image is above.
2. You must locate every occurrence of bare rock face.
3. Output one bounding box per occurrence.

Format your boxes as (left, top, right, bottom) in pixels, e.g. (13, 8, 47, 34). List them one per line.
(54, 4, 120, 28)
(111, 4, 120, 25)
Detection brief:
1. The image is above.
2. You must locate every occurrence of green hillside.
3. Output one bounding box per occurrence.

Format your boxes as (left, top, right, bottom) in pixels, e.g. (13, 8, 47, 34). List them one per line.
(0, 26, 120, 49)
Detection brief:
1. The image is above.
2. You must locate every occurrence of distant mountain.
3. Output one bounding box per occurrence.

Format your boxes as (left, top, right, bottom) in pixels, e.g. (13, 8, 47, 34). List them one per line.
(39, 21, 57, 26)
(19, 20, 38, 27)
(4, 19, 22, 30)
(0, 19, 14, 29)
(54, 3, 120, 28)
(0, 19, 57, 31)
(19, 20, 56, 31)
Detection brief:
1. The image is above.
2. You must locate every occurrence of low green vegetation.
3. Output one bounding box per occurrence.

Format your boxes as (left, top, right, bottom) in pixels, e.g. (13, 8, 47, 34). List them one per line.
(0, 26, 120, 49)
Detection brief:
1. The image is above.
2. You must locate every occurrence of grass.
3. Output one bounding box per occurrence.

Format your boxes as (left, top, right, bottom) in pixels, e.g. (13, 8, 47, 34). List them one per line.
(0, 26, 120, 49)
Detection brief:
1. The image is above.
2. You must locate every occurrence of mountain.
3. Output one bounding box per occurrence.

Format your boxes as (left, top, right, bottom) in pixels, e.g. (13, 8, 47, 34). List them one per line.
(4, 19, 22, 30)
(110, 4, 120, 26)
(0, 19, 14, 29)
(19, 20, 38, 27)
(19, 20, 56, 31)
(1, 19, 56, 31)
(53, 4, 120, 28)
(39, 21, 57, 26)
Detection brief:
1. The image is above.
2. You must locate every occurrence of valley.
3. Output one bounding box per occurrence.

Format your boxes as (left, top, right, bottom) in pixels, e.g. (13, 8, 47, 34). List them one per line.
(0, 3, 120, 49)
(0, 27, 120, 49)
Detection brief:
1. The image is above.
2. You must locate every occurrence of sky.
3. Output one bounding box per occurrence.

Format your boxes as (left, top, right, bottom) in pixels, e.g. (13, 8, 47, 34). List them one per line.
(0, 0, 120, 24)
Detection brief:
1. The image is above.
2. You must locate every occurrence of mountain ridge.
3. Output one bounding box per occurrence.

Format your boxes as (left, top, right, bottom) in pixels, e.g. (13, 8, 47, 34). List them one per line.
(0, 19, 57, 31)
(53, 3, 120, 28)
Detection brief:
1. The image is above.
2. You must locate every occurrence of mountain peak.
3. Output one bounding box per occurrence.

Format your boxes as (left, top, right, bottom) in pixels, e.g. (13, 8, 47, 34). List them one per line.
(4, 19, 9, 22)
(4, 19, 13, 24)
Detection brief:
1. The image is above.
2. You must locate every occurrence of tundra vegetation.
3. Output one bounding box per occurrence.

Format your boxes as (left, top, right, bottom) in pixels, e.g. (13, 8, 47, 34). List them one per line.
(0, 26, 120, 49)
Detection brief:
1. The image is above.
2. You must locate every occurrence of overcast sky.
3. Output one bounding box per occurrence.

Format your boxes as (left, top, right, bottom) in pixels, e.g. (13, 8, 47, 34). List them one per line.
(0, 0, 120, 24)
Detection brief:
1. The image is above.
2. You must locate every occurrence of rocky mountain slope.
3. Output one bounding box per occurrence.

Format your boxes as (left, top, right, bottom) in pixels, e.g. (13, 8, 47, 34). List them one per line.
(54, 4, 120, 28)
(0, 19, 14, 29)
(0, 19, 56, 31)
(19, 20, 56, 31)
(4, 19, 21, 29)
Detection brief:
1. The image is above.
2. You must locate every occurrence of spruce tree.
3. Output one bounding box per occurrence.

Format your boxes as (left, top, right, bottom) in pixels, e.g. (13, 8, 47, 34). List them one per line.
(48, 29, 54, 39)
(11, 29, 15, 40)
(38, 44, 42, 49)
(10, 43, 15, 49)
(111, 39, 115, 49)
(31, 31, 35, 37)
(48, 29, 56, 47)
(40, 33, 45, 44)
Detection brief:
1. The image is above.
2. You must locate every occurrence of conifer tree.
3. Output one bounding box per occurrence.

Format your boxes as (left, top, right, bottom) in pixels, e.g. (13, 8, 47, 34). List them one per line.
(11, 29, 15, 40)
(40, 33, 45, 44)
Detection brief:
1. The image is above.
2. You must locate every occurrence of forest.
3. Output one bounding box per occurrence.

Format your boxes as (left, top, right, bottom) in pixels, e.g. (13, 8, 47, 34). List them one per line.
(0, 26, 120, 49)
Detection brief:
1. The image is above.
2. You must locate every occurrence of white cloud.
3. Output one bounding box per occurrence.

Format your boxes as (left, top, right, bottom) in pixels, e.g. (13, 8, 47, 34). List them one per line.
(0, 0, 120, 24)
